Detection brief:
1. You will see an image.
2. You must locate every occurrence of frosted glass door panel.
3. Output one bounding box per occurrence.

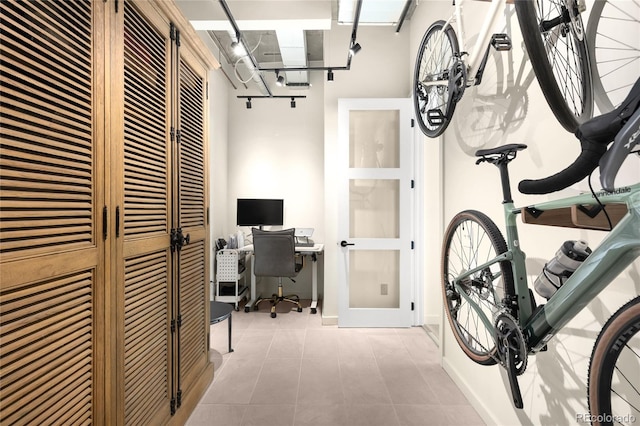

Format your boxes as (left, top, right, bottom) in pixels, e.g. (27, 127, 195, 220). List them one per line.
(349, 110, 399, 168)
(338, 98, 413, 327)
(349, 250, 399, 309)
(349, 180, 399, 238)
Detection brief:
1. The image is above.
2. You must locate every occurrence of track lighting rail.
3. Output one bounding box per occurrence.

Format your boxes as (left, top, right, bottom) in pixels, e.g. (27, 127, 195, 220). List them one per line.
(218, 0, 364, 87)
(258, 0, 363, 80)
(237, 95, 307, 109)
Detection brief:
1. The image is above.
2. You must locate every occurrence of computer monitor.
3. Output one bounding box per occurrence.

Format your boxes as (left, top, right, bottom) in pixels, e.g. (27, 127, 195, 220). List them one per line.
(236, 198, 284, 227)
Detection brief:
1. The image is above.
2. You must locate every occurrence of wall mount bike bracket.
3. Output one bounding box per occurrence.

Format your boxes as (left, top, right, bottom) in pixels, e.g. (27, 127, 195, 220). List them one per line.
(522, 204, 628, 231)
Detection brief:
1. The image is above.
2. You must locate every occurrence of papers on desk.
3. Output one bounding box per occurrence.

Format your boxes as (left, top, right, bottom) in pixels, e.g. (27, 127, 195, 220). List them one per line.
(295, 228, 314, 237)
(295, 228, 314, 247)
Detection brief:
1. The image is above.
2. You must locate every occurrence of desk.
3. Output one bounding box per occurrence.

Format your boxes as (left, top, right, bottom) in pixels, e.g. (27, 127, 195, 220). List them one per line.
(241, 244, 324, 314)
(210, 301, 234, 353)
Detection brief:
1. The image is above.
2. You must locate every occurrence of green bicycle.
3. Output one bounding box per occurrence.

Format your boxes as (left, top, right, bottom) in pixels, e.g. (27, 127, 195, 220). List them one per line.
(441, 78, 640, 423)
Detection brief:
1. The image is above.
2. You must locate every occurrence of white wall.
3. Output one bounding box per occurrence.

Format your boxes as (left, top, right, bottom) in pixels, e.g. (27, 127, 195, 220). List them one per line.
(225, 71, 325, 297)
(201, 33, 231, 294)
(408, 2, 446, 331)
(209, 68, 230, 243)
(322, 20, 410, 322)
(409, 1, 640, 425)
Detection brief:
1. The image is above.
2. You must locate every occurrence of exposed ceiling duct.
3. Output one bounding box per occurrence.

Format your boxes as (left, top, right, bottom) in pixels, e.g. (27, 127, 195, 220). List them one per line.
(227, 30, 271, 95)
(275, 29, 308, 85)
(177, 0, 417, 95)
(218, 0, 273, 96)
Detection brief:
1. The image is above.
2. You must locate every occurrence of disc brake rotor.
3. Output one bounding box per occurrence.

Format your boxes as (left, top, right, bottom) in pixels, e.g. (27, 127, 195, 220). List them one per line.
(566, 0, 585, 41)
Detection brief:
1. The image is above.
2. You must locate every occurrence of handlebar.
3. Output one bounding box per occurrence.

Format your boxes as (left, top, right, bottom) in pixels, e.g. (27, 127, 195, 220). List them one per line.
(518, 78, 640, 195)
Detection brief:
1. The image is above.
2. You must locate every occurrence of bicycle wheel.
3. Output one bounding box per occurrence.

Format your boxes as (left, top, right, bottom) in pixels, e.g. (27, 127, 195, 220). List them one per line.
(441, 210, 515, 365)
(588, 296, 640, 426)
(587, 0, 640, 112)
(413, 20, 460, 138)
(515, 0, 593, 133)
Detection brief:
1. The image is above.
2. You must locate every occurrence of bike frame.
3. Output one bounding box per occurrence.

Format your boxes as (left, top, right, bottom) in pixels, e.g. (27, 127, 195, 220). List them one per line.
(453, 182, 640, 353)
(425, 0, 507, 88)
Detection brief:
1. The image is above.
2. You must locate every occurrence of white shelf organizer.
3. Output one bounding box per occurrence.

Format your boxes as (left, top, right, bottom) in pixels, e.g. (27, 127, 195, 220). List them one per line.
(215, 249, 247, 310)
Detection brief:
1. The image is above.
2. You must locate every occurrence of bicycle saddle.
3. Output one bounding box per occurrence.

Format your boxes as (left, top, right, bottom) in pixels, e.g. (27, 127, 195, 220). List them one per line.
(519, 77, 640, 195)
(475, 143, 528, 158)
(475, 144, 527, 165)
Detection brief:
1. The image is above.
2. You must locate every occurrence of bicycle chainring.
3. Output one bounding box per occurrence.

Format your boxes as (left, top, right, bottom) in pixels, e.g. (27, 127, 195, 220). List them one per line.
(447, 57, 466, 106)
(494, 310, 528, 376)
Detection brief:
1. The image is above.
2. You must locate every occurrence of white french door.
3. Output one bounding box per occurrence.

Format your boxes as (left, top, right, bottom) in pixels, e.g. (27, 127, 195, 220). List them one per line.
(337, 98, 414, 327)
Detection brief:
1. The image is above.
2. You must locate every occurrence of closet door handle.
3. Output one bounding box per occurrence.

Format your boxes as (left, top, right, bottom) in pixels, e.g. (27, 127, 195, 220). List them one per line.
(102, 206, 108, 240)
(115, 206, 120, 238)
(340, 240, 354, 247)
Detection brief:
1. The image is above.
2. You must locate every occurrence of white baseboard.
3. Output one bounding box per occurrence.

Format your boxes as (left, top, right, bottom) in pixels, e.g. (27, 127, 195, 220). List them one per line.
(321, 314, 338, 326)
(442, 357, 498, 426)
(424, 314, 440, 325)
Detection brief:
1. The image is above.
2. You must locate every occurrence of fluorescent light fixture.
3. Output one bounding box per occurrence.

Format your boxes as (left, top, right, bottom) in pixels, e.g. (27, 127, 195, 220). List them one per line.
(338, 0, 407, 24)
(190, 19, 331, 32)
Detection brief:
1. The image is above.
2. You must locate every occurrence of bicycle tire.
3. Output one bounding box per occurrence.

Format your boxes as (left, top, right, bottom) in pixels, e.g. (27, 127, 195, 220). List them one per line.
(413, 20, 460, 138)
(515, 0, 593, 133)
(588, 296, 640, 426)
(587, 0, 640, 112)
(441, 210, 516, 365)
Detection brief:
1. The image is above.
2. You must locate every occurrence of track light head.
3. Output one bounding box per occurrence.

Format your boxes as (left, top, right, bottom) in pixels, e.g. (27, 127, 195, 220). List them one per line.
(276, 71, 285, 87)
(327, 69, 334, 82)
(246, 97, 252, 109)
(231, 40, 246, 56)
(290, 97, 296, 108)
(349, 42, 362, 56)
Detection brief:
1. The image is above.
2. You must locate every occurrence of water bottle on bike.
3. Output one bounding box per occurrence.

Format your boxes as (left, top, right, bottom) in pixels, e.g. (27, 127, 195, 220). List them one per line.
(534, 240, 592, 300)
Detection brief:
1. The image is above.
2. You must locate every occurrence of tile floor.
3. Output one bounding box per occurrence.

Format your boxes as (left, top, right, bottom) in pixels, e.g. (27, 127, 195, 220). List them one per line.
(187, 301, 485, 426)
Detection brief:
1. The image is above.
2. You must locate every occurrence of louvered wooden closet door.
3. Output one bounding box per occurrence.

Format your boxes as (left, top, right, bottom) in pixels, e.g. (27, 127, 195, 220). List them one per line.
(175, 50, 209, 396)
(118, 1, 172, 424)
(0, 0, 105, 424)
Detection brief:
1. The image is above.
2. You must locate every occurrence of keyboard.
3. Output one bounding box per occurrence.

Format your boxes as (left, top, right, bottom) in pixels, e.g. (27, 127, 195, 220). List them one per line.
(296, 242, 314, 247)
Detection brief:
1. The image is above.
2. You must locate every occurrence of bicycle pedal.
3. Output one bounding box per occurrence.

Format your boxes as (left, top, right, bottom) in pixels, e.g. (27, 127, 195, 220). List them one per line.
(491, 33, 512, 51)
(426, 109, 445, 126)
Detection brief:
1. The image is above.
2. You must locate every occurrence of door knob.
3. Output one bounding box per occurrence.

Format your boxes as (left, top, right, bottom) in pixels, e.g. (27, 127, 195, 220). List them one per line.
(340, 240, 355, 247)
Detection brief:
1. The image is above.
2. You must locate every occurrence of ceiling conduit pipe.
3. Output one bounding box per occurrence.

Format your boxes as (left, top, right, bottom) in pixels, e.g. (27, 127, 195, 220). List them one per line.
(218, 0, 272, 96)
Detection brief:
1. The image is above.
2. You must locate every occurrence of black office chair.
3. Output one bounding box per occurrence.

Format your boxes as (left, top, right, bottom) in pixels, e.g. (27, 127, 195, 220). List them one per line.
(252, 228, 304, 318)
